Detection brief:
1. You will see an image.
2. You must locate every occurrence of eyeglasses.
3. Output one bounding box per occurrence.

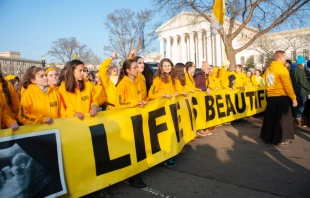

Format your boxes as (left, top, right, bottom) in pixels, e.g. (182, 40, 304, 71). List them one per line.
(130, 66, 139, 70)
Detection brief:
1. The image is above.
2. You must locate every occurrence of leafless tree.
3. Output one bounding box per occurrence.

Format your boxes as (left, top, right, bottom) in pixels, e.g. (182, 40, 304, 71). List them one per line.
(151, 0, 310, 70)
(104, 8, 160, 60)
(47, 37, 99, 63)
(251, 33, 310, 60)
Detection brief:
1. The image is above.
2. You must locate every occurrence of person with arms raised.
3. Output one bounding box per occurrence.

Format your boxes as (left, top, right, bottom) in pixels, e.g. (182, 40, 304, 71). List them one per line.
(98, 52, 118, 110)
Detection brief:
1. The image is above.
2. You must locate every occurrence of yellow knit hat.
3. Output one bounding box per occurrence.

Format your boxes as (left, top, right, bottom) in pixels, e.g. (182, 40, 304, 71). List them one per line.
(4, 75, 17, 81)
(45, 67, 57, 75)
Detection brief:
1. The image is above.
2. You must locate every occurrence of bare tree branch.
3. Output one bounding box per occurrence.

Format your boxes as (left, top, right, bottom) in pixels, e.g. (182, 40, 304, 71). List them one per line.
(47, 37, 100, 63)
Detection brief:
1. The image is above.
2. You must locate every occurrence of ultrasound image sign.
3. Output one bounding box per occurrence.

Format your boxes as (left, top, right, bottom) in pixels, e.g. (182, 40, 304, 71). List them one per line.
(0, 130, 67, 198)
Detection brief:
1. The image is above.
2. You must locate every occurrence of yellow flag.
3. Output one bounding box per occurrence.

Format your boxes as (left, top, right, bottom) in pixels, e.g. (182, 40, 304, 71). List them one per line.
(211, 0, 226, 31)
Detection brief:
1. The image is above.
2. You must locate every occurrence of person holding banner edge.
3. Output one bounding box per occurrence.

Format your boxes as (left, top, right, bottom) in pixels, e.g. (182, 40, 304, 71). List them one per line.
(260, 50, 297, 145)
(184, 62, 200, 93)
(18, 67, 66, 125)
(148, 58, 178, 167)
(58, 60, 98, 120)
(115, 59, 147, 188)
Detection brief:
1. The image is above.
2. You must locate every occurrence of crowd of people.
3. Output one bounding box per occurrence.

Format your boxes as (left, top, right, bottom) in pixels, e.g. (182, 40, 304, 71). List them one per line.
(0, 49, 309, 192)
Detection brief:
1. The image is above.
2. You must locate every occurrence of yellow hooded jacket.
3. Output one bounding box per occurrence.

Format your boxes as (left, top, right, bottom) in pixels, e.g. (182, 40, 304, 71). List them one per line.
(208, 67, 222, 91)
(58, 80, 98, 117)
(184, 73, 199, 92)
(0, 96, 17, 129)
(245, 76, 254, 88)
(94, 83, 107, 106)
(230, 71, 247, 89)
(149, 75, 175, 100)
(263, 61, 296, 100)
(173, 78, 186, 93)
(137, 72, 148, 101)
(219, 67, 230, 89)
(18, 84, 66, 124)
(115, 76, 145, 108)
(98, 58, 117, 109)
(252, 75, 265, 87)
(0, 81, 20, 120)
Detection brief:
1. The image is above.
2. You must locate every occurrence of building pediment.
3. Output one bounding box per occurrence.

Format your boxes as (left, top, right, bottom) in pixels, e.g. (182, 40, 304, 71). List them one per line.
(156, 12, 210, 33)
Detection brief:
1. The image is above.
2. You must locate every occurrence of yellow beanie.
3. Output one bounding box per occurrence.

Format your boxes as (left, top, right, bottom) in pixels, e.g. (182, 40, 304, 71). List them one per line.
(4, 75, 17, 81)
(45, 67, 57, 75)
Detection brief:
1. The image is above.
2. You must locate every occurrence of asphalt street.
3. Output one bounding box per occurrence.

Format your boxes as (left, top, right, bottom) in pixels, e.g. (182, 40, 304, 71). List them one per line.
(85, 115, 310, 198)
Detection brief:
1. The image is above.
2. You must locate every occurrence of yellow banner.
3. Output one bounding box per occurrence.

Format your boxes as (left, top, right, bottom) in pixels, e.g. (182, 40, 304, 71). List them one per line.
(0, 88, 266, 197)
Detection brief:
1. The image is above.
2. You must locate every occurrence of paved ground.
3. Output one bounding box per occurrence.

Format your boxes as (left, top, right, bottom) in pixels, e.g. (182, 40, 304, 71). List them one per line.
(85, 115, 310, 198)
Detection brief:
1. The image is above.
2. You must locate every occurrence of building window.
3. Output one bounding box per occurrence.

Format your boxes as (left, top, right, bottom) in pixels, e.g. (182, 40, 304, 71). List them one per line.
(259, 54, 264, 64)
(303, 49, 309, 60)
(291, 51, 296, 61)
(241, 56, 245, 65)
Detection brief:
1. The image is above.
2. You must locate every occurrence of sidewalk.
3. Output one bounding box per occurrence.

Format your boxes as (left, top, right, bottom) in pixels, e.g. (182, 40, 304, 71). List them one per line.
(86, 116, 310, 198)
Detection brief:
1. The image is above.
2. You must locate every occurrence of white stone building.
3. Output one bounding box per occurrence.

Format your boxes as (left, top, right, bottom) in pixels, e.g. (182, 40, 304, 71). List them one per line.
(155, 12, 310, 68)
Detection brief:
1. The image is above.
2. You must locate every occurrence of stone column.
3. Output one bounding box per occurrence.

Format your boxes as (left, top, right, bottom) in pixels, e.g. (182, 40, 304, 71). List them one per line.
(181, 33, 187, 63)
(189, 32, 195, 63)
(174, 35, 179, 63)
(166, 37, 171, 59)
(160, 38, 164, 59)
(197, 31, 204, 66)
(216, 34, 222, 66)
(206, 31, 212, 65)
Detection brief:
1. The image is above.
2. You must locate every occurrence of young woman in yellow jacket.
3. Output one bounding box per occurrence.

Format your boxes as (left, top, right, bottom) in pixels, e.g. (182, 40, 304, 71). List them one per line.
(208, 67, 222, 92)
(0, 72, 20, 128)
(245, 70, 254, 89)
(58, 60, 98, 120)
(219, 60, 230, 90)
(115, 59, 147, 108)
(18, 67, 66, 125)
(253, 69, 265, 87)
(231, 65, 247, 89)
(45, 67, 59, 89)
(134, 56, 148, 101)
(184, 62, 200, 92)
(0, 72, 19, 129)
(148, 58, 177, 100)
(98, 52, 118, 109)
(171, 63, 187, 95)
(0, 96, 19, 130)
(114, 59, 147, 188)
(128, 50, 148, 100)
(148, 58, 177, 167)
(94, 71, 107, 111)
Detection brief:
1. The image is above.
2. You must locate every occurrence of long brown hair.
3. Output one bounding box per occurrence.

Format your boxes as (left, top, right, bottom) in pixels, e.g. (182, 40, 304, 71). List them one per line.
(21, 66, 44, 89)
(57, 61, 71, 86)
(171, 63, 186, 86)
(0, 73, 12, 106)
(185, 62, 194, 84)
(116, 59, 136, 86)
(154, 58, 174, 83)
(65, 60, 85, 93)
